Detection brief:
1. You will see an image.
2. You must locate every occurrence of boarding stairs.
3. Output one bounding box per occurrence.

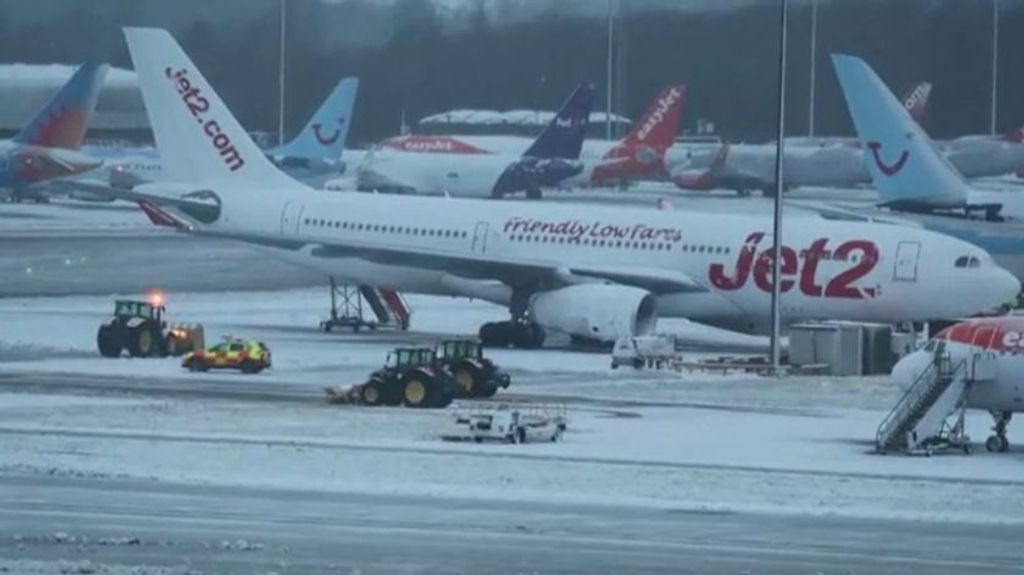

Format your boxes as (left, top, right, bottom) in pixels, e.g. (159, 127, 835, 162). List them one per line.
(875, 351, 996, 455)
(320, 276, 412, 332)
(359, 285, 412, 329)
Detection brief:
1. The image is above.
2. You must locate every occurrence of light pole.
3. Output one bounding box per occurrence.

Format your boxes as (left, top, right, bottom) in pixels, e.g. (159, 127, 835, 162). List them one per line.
(808, 0, 818, 137)
(605, 0, 616, 140)
(278, 0, 287, 147)
(990, 0, 999, 135)
(770, 0, 789, 370)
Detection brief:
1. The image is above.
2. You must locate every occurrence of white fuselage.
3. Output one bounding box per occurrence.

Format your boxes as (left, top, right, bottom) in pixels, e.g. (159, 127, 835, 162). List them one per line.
(666, 142, 869, 191)
(892, 322, 1024, 414)
(357, 148, 517, 197)
(204, 186, 1018, 334)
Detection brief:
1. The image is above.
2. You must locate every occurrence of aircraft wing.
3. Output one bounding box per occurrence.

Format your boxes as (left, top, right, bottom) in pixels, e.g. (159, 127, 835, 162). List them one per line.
(786, 199, 924, 227)
(211, 230, 707, 296)
(45, 179, 218, 226)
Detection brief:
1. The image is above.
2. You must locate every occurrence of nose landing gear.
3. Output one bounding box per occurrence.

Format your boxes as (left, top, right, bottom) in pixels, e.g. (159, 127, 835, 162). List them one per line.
(985, 411, 1012, 453)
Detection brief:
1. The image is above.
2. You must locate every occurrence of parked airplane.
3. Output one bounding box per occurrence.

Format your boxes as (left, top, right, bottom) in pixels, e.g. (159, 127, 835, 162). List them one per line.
(889, 316, 1024, 453)
(80, 77, 360, 190)
(667, 83, 931, 195)
(358, 83, 595, 199)
(92, 27, 1018, 351)
(380, 85, 686, 188)
(0, 62, 107, 202)
(831, 53, 1024, 221)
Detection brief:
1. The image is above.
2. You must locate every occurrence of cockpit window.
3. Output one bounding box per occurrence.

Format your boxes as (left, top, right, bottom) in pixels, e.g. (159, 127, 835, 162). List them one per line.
(954, 255, 981, 268)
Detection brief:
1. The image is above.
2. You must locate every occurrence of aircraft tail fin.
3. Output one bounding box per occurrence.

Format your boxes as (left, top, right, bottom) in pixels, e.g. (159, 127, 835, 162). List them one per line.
(831, 54, 966, 209)
(123, 27, 297, 187)
(14, 62, 109, 149)
(901, 82, 932, 125)
(523, 83, 595, 159)
(1001, 127, 1024, 144)
(271, 77, 358, 161)
(618, 85, 685, 153)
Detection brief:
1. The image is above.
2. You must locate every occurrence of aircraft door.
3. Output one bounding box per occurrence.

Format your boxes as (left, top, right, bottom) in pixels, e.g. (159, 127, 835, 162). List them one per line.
(280, 201, 304, 235)
(893, 241, 921, 282)
(471, 221, 489, 254)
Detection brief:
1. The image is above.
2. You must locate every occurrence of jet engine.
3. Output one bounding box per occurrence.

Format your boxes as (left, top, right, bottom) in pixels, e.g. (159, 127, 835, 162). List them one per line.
(529, 284, 657, 342)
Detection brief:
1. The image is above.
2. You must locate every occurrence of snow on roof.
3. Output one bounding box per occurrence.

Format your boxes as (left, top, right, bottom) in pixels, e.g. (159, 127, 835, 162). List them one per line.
(0, 63, 137, 87)
(419, 108, 631, 127)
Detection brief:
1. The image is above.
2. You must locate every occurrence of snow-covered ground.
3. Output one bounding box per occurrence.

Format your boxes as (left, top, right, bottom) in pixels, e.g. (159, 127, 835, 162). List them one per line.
(1, 288, 1023, 526)
(0, 200, 156, 235)
(2, 199, 1023, 529)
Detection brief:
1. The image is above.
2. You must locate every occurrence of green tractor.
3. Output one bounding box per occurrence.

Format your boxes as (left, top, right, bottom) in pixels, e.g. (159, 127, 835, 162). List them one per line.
(96, 299, 203, 358)
(436, 339, 511, 398)
(359, 347, 457, 409)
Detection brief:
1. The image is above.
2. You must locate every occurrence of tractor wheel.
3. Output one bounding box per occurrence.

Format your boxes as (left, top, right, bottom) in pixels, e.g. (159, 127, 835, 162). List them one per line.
(188, 359, 208, 372)
(453, 364, 480, 397)
(360, 379, 385, 407)
(96, 324, 124, 358)
(477, 382, 499, 399)
(127, 324, 157, 358)
(402, 374, 435, 408)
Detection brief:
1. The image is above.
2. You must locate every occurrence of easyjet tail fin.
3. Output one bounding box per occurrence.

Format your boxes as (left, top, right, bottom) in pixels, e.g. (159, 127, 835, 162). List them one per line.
(14, 62, 108, 150)
(901, 82, 932, 125)
(271, 77, 358, 161)
(831, 54, 966, 210)
(123, 27, 298, 187)
(523, 83, 595, 160)
(620, 85, 685, 152)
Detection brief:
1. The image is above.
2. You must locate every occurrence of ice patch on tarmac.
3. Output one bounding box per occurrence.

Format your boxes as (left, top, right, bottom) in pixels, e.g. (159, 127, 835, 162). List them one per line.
(0, 559, 203, 574)
(0, 344, 95, 363)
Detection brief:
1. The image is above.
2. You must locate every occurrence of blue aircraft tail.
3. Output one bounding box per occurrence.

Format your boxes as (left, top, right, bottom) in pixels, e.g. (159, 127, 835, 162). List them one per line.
(831, 54, 966, 210)
(523, 83, 595, 160)
(271, 77, 358, 161)
(13, 62, 108, 150)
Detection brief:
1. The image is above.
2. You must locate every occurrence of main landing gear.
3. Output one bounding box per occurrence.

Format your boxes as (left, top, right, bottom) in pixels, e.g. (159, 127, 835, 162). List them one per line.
(479, 320, 545, 349)
(478, 289, 545, 349)
(985, 411, 1012, 453)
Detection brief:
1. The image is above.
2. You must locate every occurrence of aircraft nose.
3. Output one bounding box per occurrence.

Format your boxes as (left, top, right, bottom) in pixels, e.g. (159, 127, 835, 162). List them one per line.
(891, 350, 928, 384)
(993, 267, 1022, 309)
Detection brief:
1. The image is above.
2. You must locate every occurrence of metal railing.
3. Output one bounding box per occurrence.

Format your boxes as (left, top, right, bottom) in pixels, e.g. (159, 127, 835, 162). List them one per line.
(876, 353, 967, 452)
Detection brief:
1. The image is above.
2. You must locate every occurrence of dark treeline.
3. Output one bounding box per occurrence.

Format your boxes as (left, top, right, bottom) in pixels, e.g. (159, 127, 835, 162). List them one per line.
(0, 0, 1020, 144)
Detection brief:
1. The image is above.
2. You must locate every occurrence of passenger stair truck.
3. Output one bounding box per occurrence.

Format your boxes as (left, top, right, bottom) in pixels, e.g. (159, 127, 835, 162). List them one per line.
(875, 346, 997, 455)
(320, 276, 412, 332)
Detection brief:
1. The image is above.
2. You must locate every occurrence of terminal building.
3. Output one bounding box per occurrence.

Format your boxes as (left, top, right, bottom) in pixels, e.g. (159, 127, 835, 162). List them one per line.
(0, 63, 148, 143)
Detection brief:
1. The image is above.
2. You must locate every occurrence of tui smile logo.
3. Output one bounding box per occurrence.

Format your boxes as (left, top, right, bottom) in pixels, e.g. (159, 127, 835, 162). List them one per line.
(312, 118, 345, 146)
(866, 141, 909, 176)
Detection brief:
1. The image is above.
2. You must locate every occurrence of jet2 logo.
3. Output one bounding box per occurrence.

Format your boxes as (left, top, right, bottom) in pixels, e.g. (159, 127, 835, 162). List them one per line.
(165, 68, 245, 172)
(866, 141, 908, 176)
(312, 118, 345, 146)
(636, 87, 683, 143)
(709, 233, 880, 299)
